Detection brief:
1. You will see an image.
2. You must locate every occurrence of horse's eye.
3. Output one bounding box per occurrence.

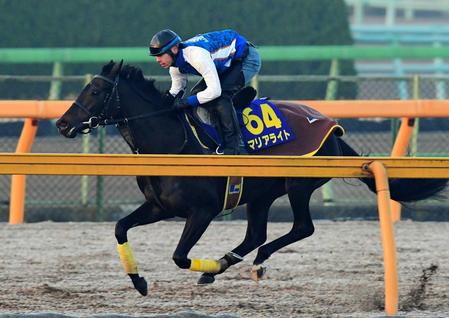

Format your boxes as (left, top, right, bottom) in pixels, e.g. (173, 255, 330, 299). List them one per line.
(92, 90, 100, 96)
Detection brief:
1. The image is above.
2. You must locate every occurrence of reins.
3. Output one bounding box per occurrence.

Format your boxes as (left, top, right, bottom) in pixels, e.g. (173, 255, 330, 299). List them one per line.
(78, 108, 175, 133)
(98, 108, 174, 127)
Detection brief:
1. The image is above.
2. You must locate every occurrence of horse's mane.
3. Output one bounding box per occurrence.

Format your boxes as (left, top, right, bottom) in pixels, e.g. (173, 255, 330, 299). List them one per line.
(121, 65, 164, 102)
(101, 62, 163, 105)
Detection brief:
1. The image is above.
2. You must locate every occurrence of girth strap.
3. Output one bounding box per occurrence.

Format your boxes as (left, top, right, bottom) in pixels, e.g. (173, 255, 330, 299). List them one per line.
(222, 176, 244, 211)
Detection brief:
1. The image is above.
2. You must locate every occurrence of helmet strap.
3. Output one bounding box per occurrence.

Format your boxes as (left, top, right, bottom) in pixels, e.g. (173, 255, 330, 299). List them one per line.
(167, 46, 178, 66)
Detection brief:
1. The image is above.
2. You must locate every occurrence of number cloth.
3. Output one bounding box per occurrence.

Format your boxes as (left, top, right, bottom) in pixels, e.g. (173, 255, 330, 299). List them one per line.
(237, 98, 295, 152)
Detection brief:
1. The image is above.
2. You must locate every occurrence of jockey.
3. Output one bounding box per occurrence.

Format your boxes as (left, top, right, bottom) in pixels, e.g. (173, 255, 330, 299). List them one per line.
(149, 29, 261, 155)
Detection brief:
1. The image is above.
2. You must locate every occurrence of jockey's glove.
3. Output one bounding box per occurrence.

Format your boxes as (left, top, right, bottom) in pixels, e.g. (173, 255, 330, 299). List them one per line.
(162, 90, 184, 107)
(161, 90, 176, 106)
(172, 98, 191, 111)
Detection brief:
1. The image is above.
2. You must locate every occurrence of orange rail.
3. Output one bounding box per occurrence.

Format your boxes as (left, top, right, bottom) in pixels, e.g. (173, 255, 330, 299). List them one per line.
(389, 118, 417, 222)
(0, 100, 70, 119)
(365, 161, 398, 316)
(284, 99, 449, 118)
(1, 99, 449, 225)
(8, 119, 38, 224)
(2, 99, 449, 119)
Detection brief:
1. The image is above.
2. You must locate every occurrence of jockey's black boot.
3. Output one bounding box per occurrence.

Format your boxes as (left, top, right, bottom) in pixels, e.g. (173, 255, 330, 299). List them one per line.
(213, 96, 244, 155)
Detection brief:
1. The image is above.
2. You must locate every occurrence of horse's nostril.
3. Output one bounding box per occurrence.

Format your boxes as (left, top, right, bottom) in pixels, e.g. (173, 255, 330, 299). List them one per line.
(56, 119, 67, 129)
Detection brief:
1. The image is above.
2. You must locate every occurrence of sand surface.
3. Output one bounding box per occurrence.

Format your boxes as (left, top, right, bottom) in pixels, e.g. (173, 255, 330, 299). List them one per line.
(0, 220, 448, 318)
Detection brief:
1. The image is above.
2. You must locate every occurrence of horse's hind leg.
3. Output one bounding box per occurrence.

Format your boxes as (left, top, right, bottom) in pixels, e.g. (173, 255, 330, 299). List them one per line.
(252, 177, 329, 278)
(198, 194, 277, 284)
(115, 201, 173, 296)
(251, 134, 341, 277)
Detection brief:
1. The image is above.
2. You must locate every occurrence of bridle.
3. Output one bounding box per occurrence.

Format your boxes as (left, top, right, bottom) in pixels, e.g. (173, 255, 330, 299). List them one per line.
(72, 74, 120, 133)
(72, 73, 189, 154)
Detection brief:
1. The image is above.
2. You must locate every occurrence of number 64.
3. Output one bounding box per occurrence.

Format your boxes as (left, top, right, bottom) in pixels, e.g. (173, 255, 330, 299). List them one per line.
(242, 103, 282, 135)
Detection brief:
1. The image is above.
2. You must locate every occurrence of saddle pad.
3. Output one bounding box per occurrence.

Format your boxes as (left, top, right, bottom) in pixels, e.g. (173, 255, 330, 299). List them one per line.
(186, 99, 343, 157)
(237, 99, 295, 153)
(254, 101, 344, 156)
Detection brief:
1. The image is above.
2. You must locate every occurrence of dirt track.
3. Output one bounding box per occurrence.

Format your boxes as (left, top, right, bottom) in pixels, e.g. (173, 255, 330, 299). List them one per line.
(0, 220, 448, 318)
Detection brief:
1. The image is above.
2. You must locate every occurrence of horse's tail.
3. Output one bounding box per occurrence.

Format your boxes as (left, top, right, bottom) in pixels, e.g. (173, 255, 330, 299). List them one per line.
(337, 138, 448, 202)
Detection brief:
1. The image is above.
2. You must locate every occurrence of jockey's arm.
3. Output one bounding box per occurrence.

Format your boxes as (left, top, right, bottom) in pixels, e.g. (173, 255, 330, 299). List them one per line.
(169, 67, 187, 97)
(182, 46, 222, 107)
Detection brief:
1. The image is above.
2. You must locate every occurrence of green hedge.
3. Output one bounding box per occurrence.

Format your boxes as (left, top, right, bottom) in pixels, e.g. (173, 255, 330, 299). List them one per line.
(0, 0, 356, 99)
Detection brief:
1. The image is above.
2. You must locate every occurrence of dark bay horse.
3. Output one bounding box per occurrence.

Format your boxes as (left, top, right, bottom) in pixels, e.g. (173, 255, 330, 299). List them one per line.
(56, 61, 447, 296)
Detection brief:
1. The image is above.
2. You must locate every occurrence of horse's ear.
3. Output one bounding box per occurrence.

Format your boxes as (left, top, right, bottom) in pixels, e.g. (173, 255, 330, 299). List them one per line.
(102, 60, 116, 75)
(110, 59, 124, 77)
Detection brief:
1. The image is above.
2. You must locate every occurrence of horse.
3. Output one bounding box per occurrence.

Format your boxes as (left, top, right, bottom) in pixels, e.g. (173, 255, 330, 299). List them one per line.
(56, 60, 447, 296)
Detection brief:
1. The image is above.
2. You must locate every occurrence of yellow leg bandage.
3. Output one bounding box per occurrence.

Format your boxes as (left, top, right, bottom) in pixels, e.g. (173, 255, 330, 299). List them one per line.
(117, 242, 138, 274)
(189, 259, 221, 273)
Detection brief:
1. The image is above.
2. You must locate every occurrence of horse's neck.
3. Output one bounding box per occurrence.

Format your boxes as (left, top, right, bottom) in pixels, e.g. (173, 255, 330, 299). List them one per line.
(117, 125, 140, 154)
(117, 82, 199, 154)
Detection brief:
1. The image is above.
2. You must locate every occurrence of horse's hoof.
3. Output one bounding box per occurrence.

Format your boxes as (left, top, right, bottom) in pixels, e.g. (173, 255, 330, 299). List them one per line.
(131, 275, 148, 296)
(251, 265, 266, 282)
(197, 273, 215, 285)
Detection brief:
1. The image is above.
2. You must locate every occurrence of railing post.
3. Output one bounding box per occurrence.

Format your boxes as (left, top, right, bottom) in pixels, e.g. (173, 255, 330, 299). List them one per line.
(321, 59, 339, 206)
(366, 161, 398, 316)
(325, 59, 339, 98)
(81, 74, 93, 206)
(9, 119, 38, 224)
(390, 74, 421, 222)
(392, 64, 409, 137)
(95, 127, 106, 221)
(48, 62, 63, 100)
(410, 75, 420, 156)
(435, 73, 447, 100)
(434, 42, 447, 99)
(390, 117, 415, 222)
(391, 58, 408, 153)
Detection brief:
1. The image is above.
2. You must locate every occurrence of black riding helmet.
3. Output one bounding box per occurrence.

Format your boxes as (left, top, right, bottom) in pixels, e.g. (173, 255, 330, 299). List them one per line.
(149, 29, 182, 56)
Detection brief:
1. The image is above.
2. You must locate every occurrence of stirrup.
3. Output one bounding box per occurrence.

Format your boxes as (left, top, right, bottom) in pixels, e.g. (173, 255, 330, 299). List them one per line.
(215, 145, 240, 155)
(215, 146, 224, 155)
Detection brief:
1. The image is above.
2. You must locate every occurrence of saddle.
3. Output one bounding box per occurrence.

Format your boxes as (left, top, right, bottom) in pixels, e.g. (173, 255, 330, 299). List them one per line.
(184, 87, 257, 153)
(184, 87, 344, 156)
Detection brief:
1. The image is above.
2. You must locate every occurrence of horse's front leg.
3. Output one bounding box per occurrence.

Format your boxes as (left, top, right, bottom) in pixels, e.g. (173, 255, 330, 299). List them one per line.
(115, 201, 173, 296)
(171, 209, 223, 275)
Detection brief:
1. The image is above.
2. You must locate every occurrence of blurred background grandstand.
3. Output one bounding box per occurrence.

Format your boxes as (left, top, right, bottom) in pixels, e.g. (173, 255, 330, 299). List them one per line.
(347, 0, 449, 80)
(0, 0, 448, 222)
